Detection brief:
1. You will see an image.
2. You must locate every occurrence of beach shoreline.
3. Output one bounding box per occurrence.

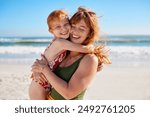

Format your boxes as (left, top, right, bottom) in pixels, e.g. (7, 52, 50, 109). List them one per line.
(0, 61, 150, 100)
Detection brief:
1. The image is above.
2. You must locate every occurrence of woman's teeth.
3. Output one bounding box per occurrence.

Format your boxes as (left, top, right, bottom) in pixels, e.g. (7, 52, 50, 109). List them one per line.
(72, 35, 79, 39)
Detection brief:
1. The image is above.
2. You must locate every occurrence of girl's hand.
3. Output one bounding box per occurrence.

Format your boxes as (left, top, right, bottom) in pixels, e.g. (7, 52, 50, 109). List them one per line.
(97, 64, 103, 72)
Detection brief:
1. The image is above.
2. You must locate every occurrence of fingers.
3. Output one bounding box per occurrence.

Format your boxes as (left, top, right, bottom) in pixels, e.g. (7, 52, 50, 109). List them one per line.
(33, 72, 41, 80)
(38, 77, 45, 85)
(32, 60, 39, 67)
(40, 73, 48, 82)
(38, 74, 48, 85)
(32, 60, 43, 69)
(31, 57, 50, 76)
(33, 73, 47, 85)
(97, 64, 103, 72)
(31, 65, 41, 73)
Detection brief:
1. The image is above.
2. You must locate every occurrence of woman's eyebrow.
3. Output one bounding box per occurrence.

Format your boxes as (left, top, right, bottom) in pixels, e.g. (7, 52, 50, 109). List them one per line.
(80, 25, 87, 29)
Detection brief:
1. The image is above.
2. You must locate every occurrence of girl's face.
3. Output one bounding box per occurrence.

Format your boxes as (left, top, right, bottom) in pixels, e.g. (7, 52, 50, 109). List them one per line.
(70, 19, 90, 44)
(50, 17, 71, 39)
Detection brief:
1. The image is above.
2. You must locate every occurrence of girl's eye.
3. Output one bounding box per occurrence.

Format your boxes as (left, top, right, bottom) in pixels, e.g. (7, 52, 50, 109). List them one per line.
(55, 26, 61, 29)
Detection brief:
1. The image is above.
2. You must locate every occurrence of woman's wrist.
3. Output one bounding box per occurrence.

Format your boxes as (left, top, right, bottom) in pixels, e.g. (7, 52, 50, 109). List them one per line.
(42, 65, 51, 75)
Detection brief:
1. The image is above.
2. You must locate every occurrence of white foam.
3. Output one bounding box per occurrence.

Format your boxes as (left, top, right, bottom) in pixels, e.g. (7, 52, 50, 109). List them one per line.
(0, 38, 51, 42)
(0, 46, 45, 54)
(0, 45, 150, 66)
(109, 46, 150, 59)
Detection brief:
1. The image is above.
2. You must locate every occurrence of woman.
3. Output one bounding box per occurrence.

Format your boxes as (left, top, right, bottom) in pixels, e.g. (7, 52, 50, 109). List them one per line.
(31, 7, 111, 100)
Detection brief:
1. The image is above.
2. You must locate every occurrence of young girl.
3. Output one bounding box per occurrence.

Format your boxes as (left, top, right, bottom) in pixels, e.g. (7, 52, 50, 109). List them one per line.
(29, 9, 94, 99)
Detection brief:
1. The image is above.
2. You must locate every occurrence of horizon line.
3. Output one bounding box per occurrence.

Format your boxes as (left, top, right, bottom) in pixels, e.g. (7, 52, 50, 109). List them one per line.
(1, 34, 150, 38)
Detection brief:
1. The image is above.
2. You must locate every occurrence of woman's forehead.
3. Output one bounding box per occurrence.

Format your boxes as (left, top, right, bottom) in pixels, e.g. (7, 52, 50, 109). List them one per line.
(71, 19, 88, 27)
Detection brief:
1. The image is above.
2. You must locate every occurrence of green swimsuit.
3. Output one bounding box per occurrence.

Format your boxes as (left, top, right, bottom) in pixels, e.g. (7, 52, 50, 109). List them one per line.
(50, 57, 86, 100)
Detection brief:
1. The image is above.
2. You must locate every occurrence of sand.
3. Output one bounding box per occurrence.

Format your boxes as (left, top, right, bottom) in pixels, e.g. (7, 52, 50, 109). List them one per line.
(0, 63, 31, 100)
(0, 63, 150, 100)
(85, 65, 150, 100)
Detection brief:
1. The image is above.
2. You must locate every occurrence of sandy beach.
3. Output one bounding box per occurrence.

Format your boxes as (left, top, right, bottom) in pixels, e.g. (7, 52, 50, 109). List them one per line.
(0, 63, 31, 100)
(0, 61, 150, 100)
(85, 64, 150, 100)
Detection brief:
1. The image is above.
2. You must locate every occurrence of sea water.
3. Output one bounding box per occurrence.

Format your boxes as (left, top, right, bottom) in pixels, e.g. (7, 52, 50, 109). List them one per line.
(0, 35, 150, 66)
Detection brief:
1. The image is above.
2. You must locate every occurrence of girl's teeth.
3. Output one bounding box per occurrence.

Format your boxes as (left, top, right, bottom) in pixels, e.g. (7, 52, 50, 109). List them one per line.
(61, 33, 67, 35)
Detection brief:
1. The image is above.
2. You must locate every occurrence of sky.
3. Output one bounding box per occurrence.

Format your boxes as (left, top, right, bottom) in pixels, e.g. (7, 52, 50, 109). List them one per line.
(0, 0, 150, 37)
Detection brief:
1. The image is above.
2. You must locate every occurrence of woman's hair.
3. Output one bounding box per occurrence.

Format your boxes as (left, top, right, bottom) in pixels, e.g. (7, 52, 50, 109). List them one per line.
(70, 7, 99, 45)
(71, 7, 111, 67)
(47, 9, 69, 30)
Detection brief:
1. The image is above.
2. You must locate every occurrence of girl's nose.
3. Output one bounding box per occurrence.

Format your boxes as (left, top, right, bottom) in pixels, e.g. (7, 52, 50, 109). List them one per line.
(61, 26, 67, 32)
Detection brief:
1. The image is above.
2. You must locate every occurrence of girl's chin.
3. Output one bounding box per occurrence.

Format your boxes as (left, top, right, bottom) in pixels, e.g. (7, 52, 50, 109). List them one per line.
(60, 35, 69, 39)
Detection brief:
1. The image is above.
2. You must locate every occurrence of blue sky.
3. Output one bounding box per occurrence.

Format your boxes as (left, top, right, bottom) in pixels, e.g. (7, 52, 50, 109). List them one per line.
(0, 0, 150, 36)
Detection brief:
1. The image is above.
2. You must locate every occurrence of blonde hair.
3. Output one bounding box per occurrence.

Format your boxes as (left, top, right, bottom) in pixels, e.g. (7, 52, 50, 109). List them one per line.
(47, 9, 69, 30)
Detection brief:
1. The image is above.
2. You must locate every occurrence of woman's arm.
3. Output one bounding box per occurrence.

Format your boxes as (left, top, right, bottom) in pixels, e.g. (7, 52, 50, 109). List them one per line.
(32, 54, 98, 99)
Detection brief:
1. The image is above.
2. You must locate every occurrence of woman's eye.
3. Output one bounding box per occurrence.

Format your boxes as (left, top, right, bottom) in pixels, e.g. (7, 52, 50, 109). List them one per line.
(79, 28, 85, 32)
(71, 26, 76, 29)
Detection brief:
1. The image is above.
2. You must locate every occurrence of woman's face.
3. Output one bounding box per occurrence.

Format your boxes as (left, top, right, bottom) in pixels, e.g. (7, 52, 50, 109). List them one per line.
(70, 19, 90, 44)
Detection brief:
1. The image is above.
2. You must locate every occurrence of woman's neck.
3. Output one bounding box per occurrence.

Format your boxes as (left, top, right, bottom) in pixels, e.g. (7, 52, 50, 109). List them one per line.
(59, 51, 83, 67)
(69, 51, 80, 57)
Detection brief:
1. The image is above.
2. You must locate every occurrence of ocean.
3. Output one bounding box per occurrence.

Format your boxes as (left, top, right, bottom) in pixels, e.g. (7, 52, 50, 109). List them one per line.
(0, 35, 150, 66)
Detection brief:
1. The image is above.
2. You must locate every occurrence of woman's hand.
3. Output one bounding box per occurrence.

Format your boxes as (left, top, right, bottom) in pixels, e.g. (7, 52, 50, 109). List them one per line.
(31, 59, 49, 74)
(32, 72, 48, 85)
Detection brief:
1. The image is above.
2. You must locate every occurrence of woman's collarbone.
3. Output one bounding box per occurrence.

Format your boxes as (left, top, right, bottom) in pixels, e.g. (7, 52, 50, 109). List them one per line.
(60, 54, 83, 67)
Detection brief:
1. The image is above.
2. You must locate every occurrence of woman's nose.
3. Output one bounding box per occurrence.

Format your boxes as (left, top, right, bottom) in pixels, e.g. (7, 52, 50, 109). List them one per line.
(71, 27, 78, 35)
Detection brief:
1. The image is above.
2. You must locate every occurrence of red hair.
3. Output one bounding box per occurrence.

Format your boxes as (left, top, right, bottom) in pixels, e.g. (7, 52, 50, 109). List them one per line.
(47, 10, 69, 30)
(71, 7, 111, 66)
(70, 7, 99, 45)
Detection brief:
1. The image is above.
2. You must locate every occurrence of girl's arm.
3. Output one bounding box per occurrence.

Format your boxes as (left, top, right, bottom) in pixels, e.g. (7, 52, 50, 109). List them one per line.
(32, 54, 98, 99)
(44, 39, 94, 62)
(54, 39, 94, 53)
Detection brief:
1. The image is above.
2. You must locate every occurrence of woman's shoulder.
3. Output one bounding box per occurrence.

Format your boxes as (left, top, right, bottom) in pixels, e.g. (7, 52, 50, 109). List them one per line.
(77, 54, 98, 73)
(81, 54, 98, 65)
